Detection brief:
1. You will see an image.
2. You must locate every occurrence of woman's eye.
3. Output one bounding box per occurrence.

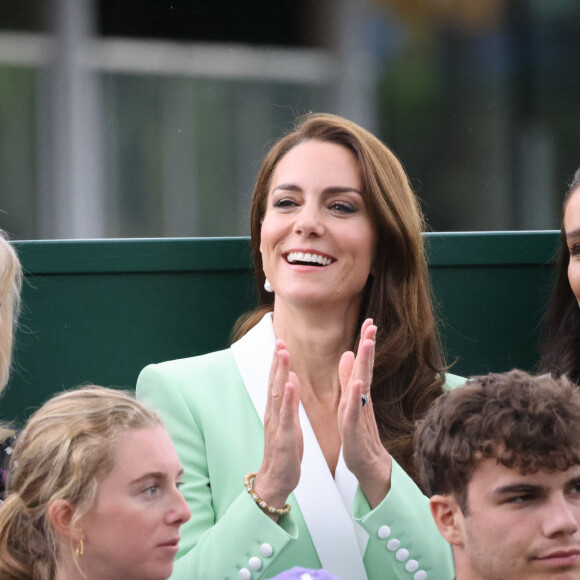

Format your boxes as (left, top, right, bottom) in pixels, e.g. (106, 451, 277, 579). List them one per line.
(144, 485, 158, 497)
(330, 202, 356, 214)
(273, 198, 297, 208)
(570, 243, 580, 256)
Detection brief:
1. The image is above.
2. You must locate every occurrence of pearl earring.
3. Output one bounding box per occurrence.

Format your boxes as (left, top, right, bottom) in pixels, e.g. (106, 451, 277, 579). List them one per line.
(264, 278, 273, 293)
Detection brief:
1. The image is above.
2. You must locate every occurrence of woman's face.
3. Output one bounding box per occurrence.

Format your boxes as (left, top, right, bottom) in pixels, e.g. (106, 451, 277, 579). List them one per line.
(564, 187, 580, 306)
(260, 139, 376, 313)
(77, 425, 190, 580)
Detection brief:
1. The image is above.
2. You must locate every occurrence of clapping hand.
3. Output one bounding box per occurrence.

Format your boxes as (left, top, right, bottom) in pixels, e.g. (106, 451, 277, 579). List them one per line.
(338, 319, 392, 508)
(254, 340, 303, 520)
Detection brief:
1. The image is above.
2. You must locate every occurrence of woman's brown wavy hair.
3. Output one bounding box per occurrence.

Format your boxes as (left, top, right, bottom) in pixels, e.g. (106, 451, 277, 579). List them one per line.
(231, 112, 446, 483)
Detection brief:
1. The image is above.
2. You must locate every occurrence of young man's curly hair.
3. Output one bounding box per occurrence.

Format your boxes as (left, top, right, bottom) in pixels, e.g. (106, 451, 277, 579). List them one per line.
(414, 369, 580, 512)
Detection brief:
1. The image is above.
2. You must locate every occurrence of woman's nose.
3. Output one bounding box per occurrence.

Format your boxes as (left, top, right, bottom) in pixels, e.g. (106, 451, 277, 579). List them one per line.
(293, 203, 324, 237)
(167, 487, 192, 525)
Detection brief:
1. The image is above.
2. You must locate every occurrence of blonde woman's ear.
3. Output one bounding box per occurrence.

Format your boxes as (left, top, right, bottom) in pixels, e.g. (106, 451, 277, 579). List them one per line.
(48, 499, 77, 539)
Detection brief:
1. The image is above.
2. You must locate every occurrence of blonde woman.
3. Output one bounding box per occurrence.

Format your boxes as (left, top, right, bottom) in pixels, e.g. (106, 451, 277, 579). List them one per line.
(0, 230, 22, 500)
(0, 386, 191, 580)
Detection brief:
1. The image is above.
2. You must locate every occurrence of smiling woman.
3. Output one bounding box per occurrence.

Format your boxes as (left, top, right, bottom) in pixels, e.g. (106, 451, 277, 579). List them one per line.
(259, 140, 375, 317)
(0, 386, 191, 580)
(137, 113, 463, 580)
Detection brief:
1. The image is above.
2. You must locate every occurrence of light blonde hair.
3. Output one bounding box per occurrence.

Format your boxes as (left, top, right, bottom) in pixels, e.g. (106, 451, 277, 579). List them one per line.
(0, 230, 22, 441)
(0, 386, 162, 580)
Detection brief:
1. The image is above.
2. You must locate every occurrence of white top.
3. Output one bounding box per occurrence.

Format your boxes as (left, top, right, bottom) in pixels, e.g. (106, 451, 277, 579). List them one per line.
(232, 313, 369, 580)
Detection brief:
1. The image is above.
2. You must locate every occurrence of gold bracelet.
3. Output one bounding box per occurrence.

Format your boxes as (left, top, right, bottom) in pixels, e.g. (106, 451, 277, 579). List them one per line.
(244, 472, 291, 516)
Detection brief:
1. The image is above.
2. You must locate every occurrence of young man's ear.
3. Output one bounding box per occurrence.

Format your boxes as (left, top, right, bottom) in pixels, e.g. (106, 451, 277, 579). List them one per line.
(48, 499, 77, 539)
(429, 494, 465, 546)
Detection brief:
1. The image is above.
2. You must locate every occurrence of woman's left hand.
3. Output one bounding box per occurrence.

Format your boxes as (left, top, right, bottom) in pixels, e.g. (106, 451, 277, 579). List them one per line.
(338, 319, 392, 508)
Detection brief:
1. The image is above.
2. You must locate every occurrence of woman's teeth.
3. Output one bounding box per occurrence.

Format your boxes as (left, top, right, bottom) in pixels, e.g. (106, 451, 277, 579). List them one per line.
(286, 252, 332, 266)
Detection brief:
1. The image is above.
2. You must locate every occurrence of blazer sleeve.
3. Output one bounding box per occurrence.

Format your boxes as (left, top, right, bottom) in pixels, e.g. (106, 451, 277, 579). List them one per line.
(137, 361, 302, 580)
(443, 373, 466, 391)
(353, 460, 455, 580)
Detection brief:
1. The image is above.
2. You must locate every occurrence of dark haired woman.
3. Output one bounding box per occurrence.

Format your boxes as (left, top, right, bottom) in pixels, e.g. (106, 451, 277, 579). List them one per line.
(138, 113, 463, 580)
(539, 168, 580, 382)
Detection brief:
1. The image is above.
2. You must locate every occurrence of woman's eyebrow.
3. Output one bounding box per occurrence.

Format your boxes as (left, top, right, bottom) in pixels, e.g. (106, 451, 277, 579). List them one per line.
(322, 186, 363, 195)
(272, 184, 362, 195)
(128, 472, 164, 487)
(129, 468, 184, 486)
(271, 183, 302, 193)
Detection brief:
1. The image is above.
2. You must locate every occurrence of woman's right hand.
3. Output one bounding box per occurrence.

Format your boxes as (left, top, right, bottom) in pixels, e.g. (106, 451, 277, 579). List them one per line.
(253, 339, 303, 520)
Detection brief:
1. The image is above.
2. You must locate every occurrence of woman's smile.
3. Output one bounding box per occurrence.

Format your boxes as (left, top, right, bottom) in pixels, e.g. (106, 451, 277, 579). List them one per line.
(284, 250, 335, 267)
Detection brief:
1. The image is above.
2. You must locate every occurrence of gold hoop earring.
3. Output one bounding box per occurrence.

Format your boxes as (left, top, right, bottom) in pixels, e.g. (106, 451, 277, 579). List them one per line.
(75, 539, 84, 557)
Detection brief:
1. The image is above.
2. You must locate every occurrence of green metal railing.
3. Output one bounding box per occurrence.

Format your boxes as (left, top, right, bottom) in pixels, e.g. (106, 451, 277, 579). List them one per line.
(0, 232, 559, 423)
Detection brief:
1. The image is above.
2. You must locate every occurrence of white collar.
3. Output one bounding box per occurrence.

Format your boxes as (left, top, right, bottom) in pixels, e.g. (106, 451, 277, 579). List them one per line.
(231, 313, 368, 580)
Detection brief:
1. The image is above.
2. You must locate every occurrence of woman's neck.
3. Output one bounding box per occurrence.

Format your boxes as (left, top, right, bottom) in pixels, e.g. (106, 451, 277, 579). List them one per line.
(54, 563, 84, 580)
(271, 302, 361, 476)
(272, 302, 359, 398)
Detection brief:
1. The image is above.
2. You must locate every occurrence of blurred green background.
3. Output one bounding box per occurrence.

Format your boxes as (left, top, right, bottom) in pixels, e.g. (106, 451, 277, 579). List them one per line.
(1, 0, 579, 239)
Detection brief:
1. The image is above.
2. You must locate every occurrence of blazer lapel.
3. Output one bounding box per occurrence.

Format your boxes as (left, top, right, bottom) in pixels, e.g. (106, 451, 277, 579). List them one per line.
(231, 314, 368, 580)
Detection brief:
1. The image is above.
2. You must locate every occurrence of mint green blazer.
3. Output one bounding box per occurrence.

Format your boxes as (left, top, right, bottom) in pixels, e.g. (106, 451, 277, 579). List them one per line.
(137, 319, 460, 580)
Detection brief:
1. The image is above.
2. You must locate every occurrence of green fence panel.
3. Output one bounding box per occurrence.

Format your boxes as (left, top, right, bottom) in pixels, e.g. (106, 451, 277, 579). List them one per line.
(0, 232, 559, 424)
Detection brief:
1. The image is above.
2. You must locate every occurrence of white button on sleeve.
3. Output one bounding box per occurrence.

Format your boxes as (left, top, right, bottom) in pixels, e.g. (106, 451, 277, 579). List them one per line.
(386, 538, 401, 551)
(414, 571, 427, 580)
(248, 557, 262, 571)
(405, 560, 419, 572)
(395, 548, 409, 561)
(239, 568, 251, 580)
(377, 525, 391, 539)
(259, 543, 273, 557)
